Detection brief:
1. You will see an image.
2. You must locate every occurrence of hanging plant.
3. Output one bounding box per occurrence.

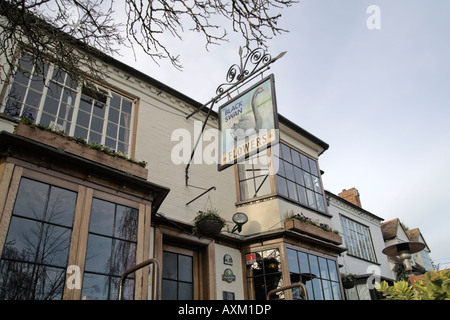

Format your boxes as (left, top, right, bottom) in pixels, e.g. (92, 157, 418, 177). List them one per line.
(193, 208, 226, 237)
(341, 273, 357, 289)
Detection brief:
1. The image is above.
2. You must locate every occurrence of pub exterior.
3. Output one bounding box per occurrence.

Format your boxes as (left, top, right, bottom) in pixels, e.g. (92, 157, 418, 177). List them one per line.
(0, 12, 352, 300)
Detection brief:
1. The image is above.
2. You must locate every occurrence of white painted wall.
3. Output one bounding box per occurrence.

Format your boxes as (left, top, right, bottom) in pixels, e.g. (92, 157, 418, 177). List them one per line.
(328, 194, 394, 283)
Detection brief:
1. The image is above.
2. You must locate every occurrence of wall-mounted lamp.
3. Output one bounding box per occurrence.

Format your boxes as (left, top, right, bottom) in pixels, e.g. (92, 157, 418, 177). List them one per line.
(231, 212, 248, 234)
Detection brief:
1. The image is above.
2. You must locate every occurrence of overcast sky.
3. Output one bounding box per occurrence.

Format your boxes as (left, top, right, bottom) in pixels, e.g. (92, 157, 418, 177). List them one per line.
(116, 0, 450, 269)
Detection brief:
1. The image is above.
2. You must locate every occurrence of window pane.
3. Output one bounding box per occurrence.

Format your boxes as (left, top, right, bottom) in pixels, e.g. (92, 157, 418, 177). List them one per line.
(300, 154, 310, 171)
(82, 273, 109, 300)
(89, 131, 102, 144)
(331, 281, 342, 300)
(79, 96, 92, 112)
(294, 166, 304, 185)
(297, 185, 308, 205)
(307, 189, 317, 209)
(298, 252, 310, 274)
(105, 137, 116, 150)
(108, 107, 119, 123)
(277, 160, 286, 177)
(312, 278, 323, 300)
(110, 93, 121, 109)
(276, 176, 288, 198)
(25, 89, 42, 108)
(46, 186, 77, 227)
(163, 251, 178, 280)
(254, 175, 271, 197)
(2, 216, 40, 260)
(287, 180, 299, 202)
(303, 172, 312, 189)
(287, 249, 299, 273)
(291, 149, 301, 168)
(90, 116, 104, 133)
(178, 282, 193, 300)
(284, 162, 294, 180)
(318, 257, 330, 280)
(280, 144, 292, 162)
(122, 100, 132, 115)
(43, 97, 59, 116)
(118, 126, 128, 142)
(32, 266, 66, 300)
(315, 193, 325, 212)
(13, 178, 49, 220)
(327, 260, 339, 282)
(89, 198, 115, 236)
(111, 239, 136, 275)
(120, 112, 131, 128)
(74, 126, 88, 140)
(115, 206, 138, 241)
(84, 234, 113, 273)
(322, 280, 333, 300)
(178, 255, 193, 282)
(162, 280, 177, 300)
(309, 158, 319, 176)
(107, 122, 118, 138)
(47, 81, 63, 100)
(312, 175, 321, 193)
(93, 102, 106, 117)
(308, 255, 319, 279)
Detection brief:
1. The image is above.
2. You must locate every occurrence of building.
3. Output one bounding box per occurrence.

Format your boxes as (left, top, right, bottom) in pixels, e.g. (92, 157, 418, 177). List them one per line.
(0, 19, 352, 298)
(0, 10, 433, 301)
(326, 188, 395, 300)
(381, 218, 433, 279)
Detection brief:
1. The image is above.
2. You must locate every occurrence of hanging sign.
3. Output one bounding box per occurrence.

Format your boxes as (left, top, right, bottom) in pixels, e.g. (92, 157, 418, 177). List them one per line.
(218, 74, 279, 171)
(246, 253, 257, 265)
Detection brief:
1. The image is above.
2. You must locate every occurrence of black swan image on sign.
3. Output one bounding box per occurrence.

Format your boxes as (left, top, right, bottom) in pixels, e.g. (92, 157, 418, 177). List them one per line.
(230, 87, 265, 141)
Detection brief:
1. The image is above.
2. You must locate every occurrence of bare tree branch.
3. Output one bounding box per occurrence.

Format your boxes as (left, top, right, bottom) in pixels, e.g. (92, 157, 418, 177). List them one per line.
(0, 0, 297, 83)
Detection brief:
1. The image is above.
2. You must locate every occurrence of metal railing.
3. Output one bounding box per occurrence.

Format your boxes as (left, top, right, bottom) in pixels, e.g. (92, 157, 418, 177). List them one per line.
(118, 258, 161, 300)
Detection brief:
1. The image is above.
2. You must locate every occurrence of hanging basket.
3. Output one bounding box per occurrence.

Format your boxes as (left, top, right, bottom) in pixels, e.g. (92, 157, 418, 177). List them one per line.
(195, 219, 224, 237)
(342, 277, 356, 289)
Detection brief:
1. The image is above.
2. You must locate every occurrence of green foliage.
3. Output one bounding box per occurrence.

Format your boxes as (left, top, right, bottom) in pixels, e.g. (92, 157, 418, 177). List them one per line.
(194, 208, 225, 224)
(16, 122, 147, 168)
(377, 270, 450, 300)
(285, 210, 339, 234)
(377, 280, 418, 300)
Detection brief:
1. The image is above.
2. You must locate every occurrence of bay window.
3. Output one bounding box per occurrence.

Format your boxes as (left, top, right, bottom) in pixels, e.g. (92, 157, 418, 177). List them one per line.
(237, 142, 327, 214)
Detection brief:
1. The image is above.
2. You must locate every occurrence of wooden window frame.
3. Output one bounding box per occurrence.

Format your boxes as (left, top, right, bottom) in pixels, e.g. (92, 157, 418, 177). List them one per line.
(0, 163, 152, 300)
(153, 226, 216, 300)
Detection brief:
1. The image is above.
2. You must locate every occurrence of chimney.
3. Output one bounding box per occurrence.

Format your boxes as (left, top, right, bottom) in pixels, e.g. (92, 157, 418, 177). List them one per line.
(338, 188, 362, 208)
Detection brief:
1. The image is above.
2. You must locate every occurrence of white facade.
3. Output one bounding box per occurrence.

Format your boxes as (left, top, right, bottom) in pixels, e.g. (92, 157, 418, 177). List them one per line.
(326, 191, 394, 300)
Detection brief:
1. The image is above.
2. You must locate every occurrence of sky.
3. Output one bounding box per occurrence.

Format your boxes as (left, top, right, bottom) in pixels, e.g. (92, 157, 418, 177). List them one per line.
(114, 0, 450, 269)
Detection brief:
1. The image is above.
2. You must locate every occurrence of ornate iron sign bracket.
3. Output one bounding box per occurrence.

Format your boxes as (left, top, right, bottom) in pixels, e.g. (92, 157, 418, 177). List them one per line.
(185, 47, 286, 193)
(216, 47, 277, 96)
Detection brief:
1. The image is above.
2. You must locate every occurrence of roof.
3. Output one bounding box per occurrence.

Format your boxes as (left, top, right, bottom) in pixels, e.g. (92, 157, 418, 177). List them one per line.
(381, 218, 400, 240)
(406, 228, 420, 242)
(325, 190, 384, 222)
(0, 131, 170, 214)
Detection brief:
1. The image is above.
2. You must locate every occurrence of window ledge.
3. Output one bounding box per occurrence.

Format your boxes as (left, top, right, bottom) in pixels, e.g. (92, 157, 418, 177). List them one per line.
(14, 123, 148, 179)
